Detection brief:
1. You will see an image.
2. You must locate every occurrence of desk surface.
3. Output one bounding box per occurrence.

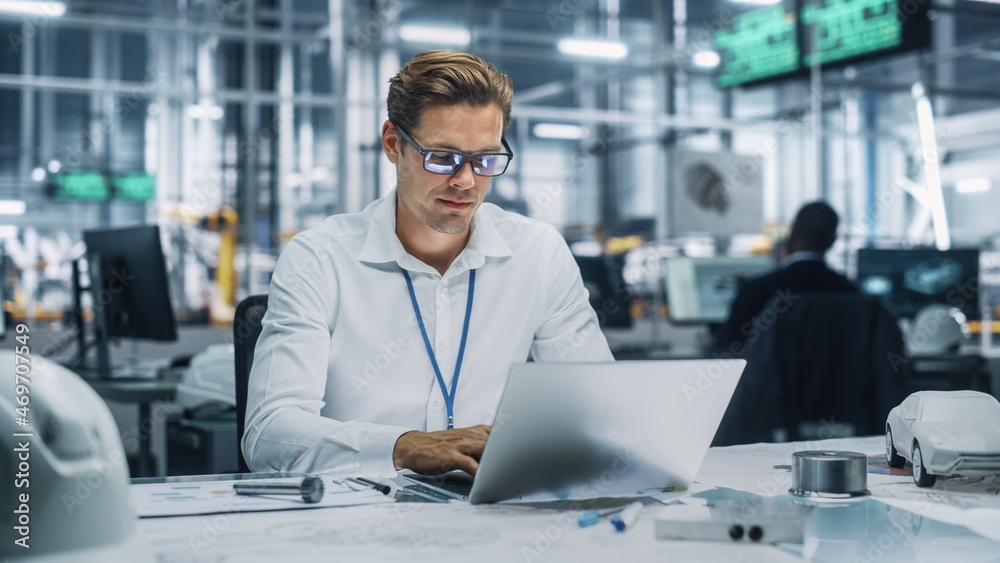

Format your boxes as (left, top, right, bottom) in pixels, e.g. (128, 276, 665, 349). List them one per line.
(131, 436, 1000, 562)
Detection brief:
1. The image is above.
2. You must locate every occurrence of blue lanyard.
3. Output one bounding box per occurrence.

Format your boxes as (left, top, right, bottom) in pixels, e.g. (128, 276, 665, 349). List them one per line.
(401, 268, 476, 430)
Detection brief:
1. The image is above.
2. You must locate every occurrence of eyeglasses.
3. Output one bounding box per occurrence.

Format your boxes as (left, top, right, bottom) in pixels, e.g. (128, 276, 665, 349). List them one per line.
(394, 123, 513, 177)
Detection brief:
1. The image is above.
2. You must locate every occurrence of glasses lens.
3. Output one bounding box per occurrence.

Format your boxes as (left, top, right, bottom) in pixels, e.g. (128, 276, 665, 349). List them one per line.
(424, 151, 462, 174)
(472, 154, 509, 176)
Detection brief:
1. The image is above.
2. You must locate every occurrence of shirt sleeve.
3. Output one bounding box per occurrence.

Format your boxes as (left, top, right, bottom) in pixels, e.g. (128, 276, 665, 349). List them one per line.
(529, 228, 615, 362)
(241, 233, 410, 477)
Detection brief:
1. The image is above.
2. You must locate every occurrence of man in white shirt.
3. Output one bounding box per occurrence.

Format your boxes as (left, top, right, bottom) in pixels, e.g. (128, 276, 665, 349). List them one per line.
(243, 50, 613, 478)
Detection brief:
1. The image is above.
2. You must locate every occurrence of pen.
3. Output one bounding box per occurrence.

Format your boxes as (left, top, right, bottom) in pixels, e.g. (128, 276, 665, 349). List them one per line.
(233, 476, 325, 503)
(610, 501, 643, 532)
(348, 477, 393, 496)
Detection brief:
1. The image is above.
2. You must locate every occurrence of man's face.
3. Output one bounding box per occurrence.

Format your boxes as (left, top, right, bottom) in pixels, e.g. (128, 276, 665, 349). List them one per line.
(385, 103, 504, 236)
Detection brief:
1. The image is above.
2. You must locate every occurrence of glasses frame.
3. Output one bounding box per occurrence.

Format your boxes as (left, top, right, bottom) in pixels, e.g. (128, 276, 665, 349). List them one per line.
(393, 122, 514, 177)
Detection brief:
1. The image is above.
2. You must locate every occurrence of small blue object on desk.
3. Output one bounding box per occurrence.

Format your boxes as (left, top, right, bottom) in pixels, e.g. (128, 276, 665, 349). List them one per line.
(610, 501, 643, 532)
(578, 508, 614, 528)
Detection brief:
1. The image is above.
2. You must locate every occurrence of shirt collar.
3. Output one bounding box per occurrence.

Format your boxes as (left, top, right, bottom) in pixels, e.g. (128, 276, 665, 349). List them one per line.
(358, 189, 513, 275)
(783, 250, 825, 267)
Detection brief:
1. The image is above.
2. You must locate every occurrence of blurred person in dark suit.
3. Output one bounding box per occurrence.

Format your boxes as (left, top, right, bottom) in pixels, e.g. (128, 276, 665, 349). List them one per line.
(711, 201, 858, 355)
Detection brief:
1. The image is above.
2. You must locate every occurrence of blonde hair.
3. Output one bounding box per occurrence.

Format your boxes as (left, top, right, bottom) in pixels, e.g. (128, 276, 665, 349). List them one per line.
(387, 50, 513, 137)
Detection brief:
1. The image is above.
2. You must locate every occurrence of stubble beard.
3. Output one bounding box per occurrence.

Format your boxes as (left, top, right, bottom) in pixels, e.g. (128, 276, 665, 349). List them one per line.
(420, 205, 474, 235)
(399, 186, 475, 235)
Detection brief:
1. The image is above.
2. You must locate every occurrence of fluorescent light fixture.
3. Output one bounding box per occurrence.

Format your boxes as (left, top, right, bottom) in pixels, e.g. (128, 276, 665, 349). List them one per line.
(0, 200, 26, 215)
(187, 104, 224, 120)
(47, 159, 61, 173)
(286, 167, 330, 187)
(693, 51, 721, 69)
(956, 178, 992, 194)
(912, 82, 950, 251)
(31, 167, 45, 182)
(0, 1, 66, 16)
(399, 25, 471, 46)
(533, 123, 589, 140)
(557, 39, 628, 60)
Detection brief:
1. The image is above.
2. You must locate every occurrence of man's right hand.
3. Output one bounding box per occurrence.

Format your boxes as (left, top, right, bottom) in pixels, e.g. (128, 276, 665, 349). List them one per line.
(392, 425, 491, 476)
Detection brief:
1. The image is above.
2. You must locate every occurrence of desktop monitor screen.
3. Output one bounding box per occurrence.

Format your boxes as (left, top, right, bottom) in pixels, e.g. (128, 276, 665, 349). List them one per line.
(83, 225, 178, 341)
(574, 254, 632, 329)
(855, 248, 980, 320)
(664, 256, 774, 324)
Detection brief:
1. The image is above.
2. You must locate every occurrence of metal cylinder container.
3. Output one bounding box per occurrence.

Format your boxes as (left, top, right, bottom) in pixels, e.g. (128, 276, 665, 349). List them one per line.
(789, 450, 870, 499)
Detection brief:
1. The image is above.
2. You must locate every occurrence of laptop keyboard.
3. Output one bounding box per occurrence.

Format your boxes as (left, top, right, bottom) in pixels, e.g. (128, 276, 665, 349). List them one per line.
(403, 473, 474, 500)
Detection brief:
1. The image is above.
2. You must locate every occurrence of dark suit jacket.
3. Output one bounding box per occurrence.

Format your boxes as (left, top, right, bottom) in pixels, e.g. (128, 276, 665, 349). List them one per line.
(712, 259, 859, 356)
(713, 293, 908, 445)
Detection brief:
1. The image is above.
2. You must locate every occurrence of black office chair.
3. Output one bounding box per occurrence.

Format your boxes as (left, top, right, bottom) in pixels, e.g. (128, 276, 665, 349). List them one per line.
(714, 293, 909, 446)
(233, 294, 269, 473)
(907, 353, 989, 394)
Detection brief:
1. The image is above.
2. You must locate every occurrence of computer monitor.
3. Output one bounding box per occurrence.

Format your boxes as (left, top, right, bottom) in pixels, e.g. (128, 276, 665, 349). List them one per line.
(574, 254, 632, 328)
(663, 256, 774, 324)
(855, 248, 980, 320)
(83, 225, 178, 378)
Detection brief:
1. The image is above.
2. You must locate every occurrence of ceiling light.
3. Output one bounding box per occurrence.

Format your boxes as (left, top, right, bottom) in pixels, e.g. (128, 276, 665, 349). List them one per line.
(47, 159, 61, 173)
(693, 51, 721, 69)
(0, 1, 66, 16)
(31, 167, 45, 182)
(399, 25, 471, 46)
(0, 200, 27, 215)
(955, 178, 992, 194)
(557, 39, 628, 60)
(533, 123, 589, 140)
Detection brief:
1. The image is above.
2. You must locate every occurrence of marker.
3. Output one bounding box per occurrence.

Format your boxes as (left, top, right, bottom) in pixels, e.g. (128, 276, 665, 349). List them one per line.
(348, 477, 393, 495)
(610, 501, 643, 532)
(578, 507, 620, 527)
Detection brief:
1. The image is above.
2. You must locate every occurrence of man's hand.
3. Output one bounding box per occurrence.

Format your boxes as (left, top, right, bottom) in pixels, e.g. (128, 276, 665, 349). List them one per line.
(392, 425, 491, 476)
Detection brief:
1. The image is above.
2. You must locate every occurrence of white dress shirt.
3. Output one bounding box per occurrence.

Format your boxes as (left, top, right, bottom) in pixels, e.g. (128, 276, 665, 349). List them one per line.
(243, 190, 613, 476)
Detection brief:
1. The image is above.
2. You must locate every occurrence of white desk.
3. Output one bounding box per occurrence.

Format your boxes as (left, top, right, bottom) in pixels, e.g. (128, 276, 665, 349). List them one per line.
(133, 436, 1000, 562)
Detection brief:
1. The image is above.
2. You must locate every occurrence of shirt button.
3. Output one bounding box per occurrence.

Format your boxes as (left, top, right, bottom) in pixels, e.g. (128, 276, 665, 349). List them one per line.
(437, 341, 446, 349)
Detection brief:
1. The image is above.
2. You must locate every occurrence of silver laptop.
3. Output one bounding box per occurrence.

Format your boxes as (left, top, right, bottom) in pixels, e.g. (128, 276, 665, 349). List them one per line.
(403, 359, 746, 504)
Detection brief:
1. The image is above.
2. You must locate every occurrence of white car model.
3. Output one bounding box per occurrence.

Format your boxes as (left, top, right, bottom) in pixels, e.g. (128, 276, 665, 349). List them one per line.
(886, 390, 1000, 487)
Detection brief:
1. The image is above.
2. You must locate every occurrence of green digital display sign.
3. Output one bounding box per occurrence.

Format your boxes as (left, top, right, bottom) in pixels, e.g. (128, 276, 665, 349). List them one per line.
(715, 2, 800, 88)
(111, 173, 156, 202)
(50, 171, 110, 201)
(802, 0, 904, 66)
(48, 171, 156, 202)
(714, 0, 930, 88)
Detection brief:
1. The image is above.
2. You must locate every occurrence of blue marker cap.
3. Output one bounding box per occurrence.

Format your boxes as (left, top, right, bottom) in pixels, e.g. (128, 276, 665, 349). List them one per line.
(578, 510, 600, 527)
(610, 501, 643, 532)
